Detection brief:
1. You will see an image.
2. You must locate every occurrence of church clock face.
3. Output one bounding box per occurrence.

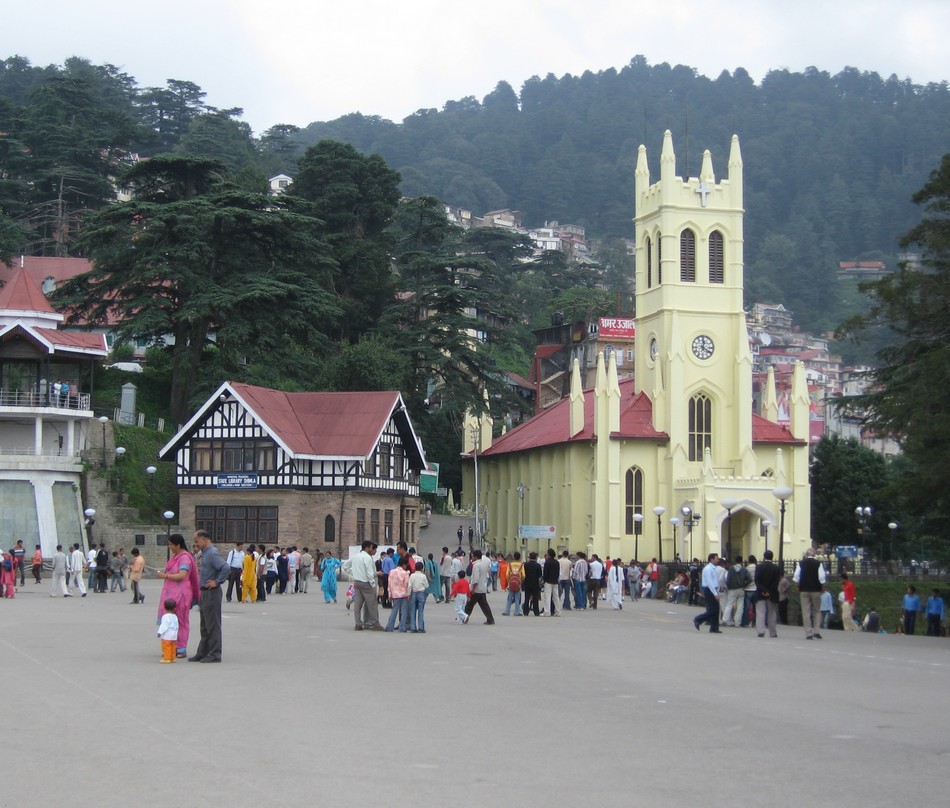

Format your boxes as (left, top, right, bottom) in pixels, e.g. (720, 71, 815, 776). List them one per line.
(649, 338, 658, 361)
(691, 334, 715, 360)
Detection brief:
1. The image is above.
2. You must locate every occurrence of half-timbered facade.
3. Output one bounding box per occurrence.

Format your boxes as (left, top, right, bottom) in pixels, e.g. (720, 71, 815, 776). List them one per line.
(158, 381, 427, 549)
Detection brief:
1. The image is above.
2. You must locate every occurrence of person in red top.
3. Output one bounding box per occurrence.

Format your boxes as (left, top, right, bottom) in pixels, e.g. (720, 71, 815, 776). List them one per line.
(31, 544, 43, 584)
(450, 570, 471, 624)
(840, 573, 858, 631)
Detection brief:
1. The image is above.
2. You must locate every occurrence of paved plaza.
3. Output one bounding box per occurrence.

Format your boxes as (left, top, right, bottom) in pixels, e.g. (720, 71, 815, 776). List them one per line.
(3, 577, 949, 807)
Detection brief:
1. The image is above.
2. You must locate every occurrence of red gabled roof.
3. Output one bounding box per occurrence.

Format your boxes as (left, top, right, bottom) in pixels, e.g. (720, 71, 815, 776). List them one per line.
(161, 382, 427, 470)
(751, 414, 805, 445)
(18, 256, 93, 284)
(230, 383, 403, 457)
(0, 267, 59, 315)
(481, 378, 666, 457)
(504, 371, 533, 391)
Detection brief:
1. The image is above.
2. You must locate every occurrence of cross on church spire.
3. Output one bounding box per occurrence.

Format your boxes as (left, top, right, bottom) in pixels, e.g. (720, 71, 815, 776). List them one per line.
(695, 180, 713, 207)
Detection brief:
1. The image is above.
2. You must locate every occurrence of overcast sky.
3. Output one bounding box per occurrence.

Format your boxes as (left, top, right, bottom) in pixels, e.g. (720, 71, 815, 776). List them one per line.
(7, 0, 949, 135)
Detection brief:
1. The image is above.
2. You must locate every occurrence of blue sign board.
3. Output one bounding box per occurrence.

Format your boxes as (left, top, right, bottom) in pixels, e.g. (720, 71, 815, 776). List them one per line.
(216, 473, 259, 490)
(835, 545, 859, 558)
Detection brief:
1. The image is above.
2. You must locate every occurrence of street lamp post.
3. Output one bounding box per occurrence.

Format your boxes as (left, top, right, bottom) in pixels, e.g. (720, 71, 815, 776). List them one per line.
(670, 517, 681, 562)
(855, 505, 872, 545)
(516, 482, 525, 551)
(115, 446, 126, 504)
(652, 506, 666, 564)
(84, 508, 96, 547)
(773, 486, 793, 567)
(721, 498, 738, 562)
(146, 465, 157, 521)
(632, 512, 644, 561)
(681, 507, 701, 562)
(887, 521, 899, 563)
(163, 510, 175, 562)
(98, 415, 109, 469)
(761, 520, 770, 555)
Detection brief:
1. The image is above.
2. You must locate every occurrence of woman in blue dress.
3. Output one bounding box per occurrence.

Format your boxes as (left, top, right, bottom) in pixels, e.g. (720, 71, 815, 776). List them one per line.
(425, 553, 442, 602)
(320, 551, 342, 603)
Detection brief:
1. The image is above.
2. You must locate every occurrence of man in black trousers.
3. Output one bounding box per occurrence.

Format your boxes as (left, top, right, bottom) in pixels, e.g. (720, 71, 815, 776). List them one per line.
(189, 530, 230, 663)
(693, 553, 722, 633)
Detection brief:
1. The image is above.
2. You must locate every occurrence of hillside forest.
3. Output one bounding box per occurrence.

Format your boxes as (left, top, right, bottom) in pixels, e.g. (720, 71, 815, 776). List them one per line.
(1, 54, 950, 515)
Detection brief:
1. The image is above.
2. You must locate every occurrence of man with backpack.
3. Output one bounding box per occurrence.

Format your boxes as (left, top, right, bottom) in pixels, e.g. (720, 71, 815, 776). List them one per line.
(503, 551, 524, 616)
(722, 556, 751, 626)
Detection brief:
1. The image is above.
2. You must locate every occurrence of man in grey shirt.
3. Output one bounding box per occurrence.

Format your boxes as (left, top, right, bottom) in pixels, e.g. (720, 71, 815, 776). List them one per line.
(352, 541, 384, 630)
(189, 530, 230, 663)
(463, 549, 495, 625)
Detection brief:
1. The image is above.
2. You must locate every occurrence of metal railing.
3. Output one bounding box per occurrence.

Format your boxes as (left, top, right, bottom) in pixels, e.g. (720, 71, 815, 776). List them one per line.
(0, 389, 91, 410)
(0, 446, 81, 457)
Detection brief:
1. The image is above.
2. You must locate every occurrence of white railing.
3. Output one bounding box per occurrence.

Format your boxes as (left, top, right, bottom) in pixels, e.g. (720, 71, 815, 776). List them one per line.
(0, 389, 91, 410)
(0, 446, 80, 458)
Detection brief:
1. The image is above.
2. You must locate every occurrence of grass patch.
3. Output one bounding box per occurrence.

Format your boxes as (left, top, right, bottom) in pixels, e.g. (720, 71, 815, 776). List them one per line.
(822, 578, 944, 633)
(106, 423, 179, 523)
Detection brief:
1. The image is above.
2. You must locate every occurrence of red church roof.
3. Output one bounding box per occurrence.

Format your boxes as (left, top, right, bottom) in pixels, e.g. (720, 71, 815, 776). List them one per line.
(478, 378, 803, 457)
(481, 379, 667, 457)
(751, 414, 805, 445)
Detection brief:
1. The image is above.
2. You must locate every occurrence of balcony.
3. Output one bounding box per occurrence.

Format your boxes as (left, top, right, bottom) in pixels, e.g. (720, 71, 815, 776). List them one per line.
(0, 388, 92, 412)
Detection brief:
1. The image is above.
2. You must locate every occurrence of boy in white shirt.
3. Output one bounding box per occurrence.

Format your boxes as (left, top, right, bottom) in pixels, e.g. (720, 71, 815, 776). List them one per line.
(157, 598, 180, 663)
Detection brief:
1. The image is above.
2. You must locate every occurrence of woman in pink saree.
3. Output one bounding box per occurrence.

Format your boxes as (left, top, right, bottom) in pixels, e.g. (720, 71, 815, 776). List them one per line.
(156, 534, 200, 658)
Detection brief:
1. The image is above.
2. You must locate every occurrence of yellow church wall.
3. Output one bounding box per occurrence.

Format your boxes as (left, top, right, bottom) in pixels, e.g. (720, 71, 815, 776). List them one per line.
(463, 130, 810, 565)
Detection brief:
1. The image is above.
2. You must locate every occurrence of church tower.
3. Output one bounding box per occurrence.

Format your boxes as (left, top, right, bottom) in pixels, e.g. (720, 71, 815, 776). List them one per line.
(634, 131, 755, 477)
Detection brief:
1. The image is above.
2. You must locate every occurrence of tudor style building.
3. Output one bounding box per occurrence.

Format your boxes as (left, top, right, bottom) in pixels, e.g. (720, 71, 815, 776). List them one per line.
(158, 381, 427, 550)
(465, 132, 811, 564)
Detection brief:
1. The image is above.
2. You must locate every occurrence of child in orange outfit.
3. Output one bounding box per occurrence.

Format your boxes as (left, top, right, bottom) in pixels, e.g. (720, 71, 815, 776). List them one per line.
(157, 598, 180, 662)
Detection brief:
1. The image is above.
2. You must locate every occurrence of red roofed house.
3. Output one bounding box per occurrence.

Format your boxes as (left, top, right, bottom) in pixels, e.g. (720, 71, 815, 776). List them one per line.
(158, 381, 428, 550)
(0, 266, 109, 557)
(466, 133, 811, 565)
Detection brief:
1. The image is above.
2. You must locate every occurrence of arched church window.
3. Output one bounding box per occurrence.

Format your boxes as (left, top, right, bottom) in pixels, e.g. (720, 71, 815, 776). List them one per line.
(680, 229, 696, 282)
(325, 515, 336, 543)
(688, 393, 712, 461)
(657, 234, 663, 284)
(625, 467, 644, 535)
(646, 236, 652, 288)
(709, 230, 724, 283)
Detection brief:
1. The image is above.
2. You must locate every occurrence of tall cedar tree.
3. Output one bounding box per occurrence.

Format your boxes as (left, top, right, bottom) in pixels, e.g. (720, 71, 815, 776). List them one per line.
(290, 140, 401, 341)
(382, 195, 524, 418)
(53, 156, 338, 422)
(837, 154, 950, 516)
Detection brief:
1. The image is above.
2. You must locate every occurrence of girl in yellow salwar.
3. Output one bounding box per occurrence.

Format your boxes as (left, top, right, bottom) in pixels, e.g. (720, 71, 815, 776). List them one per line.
(241, 549, 258, 602)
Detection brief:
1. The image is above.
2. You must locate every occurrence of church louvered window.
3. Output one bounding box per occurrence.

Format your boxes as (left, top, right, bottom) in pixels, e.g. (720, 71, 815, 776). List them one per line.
(680, 229, 696, 282)
(688, 393, 712, 461)
(646, 237, 652, 288)
(625, 467, 644, 535)
(709, 230, 724, 283)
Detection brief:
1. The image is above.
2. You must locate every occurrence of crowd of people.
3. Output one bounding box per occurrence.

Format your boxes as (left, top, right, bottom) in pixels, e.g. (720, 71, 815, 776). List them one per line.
(10, 533, 949, 658)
